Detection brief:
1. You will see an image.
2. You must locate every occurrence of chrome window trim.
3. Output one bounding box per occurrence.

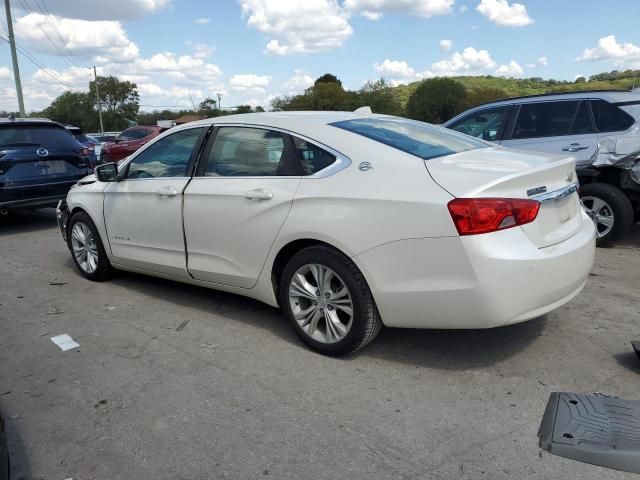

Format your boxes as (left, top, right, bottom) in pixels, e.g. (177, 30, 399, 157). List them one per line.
(210, 122, 351, 178)
(532, 183, 578, 203)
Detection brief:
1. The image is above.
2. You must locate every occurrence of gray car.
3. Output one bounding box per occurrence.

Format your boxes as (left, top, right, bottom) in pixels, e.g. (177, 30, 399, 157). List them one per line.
(445, 90, 640, 246)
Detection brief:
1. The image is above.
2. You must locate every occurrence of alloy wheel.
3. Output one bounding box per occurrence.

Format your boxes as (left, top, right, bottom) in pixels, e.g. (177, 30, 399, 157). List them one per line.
(288, 264, 354, 344)
(581, 196, 614, 238)
(70, 221, 98, 274)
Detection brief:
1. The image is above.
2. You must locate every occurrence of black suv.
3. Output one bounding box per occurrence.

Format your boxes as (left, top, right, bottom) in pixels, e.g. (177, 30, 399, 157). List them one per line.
(0, 118, 92, 214)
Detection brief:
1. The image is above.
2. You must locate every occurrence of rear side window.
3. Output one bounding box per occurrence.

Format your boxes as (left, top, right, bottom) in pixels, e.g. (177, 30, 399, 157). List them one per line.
(118, 128, 151, 142)
(447, 105, 511, 141)
(330, 117, 485, 160)
(513, 101, 588, 139)
(0, 125, 79, 149)
(292, 137, 336, 175)
(203, 127, 300, 177)
(590, 100, 634, 132)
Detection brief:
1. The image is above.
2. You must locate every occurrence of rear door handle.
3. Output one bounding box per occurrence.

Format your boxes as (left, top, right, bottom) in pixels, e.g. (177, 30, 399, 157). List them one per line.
(562, 143, 589, 152)
(156, 186, 178, 197)
(244, 188, 273, 201)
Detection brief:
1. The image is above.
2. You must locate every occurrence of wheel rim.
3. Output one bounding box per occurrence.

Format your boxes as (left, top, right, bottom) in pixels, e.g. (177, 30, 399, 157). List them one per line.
(70, 221, 98, 273)
(288, 264, 354, 344)
(581, 196, 614, 238)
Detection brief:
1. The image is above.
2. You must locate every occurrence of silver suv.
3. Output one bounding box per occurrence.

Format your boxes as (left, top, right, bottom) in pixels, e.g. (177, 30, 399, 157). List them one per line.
(445, 90, 640, 246)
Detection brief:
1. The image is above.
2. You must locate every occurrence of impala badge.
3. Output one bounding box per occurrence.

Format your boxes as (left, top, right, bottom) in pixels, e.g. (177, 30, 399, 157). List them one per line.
(565, 171, 575, 183)
(527, 186, 547, 197)
(358, 161, 373, 171)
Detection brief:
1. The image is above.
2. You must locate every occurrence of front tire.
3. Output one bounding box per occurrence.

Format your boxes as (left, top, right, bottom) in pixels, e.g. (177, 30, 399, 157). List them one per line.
(279, 246, 382, 356)
(67, 211, 113, 281)
(580, 183, 634, 247)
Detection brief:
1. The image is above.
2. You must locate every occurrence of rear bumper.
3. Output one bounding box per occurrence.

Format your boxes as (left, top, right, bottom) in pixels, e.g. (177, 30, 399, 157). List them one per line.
(0, 179, 80, 208)
(356, 211, 596, 329)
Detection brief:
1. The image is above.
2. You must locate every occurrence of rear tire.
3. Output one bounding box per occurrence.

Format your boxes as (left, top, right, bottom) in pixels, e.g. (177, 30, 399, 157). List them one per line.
(67, 211, 114, 281)
(580, 183, 634, 247)
(279, 246, 382, 356)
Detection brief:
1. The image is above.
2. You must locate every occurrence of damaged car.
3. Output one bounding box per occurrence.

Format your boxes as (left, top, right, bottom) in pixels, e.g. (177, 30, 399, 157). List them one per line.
(445, 90, 640, 246)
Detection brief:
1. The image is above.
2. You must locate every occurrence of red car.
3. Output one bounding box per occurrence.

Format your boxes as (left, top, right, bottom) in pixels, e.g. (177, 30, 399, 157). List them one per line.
(100, 126, 168, 163)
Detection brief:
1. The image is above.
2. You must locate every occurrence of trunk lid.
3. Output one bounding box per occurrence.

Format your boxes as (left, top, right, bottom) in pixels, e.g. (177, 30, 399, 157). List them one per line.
(0, 146, 90, 186)
(425, 146, 582, 248)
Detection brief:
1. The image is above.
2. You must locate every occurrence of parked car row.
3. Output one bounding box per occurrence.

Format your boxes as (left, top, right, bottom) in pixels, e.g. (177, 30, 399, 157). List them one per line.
(445, 90, 640, 246)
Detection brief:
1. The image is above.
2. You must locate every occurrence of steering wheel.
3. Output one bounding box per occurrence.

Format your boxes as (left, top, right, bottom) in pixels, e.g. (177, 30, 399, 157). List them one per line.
(128, 169, 153, 179)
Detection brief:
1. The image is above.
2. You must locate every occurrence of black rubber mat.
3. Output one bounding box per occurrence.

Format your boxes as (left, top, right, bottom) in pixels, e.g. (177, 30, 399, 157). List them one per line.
(538, 392, 640, 474)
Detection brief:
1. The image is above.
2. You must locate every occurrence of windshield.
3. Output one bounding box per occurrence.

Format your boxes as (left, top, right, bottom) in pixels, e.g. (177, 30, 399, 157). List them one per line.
(330, 117, 487, 160)
(0, 125, 79, 149)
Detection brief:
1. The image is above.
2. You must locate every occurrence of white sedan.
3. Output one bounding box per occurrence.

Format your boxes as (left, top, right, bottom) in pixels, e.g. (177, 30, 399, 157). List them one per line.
(57, 111, 596, 355)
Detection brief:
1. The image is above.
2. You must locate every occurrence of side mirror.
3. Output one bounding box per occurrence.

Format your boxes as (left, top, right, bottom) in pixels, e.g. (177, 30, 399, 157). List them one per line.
(114, 138, 121, 143)
(95, 163, 118, 182)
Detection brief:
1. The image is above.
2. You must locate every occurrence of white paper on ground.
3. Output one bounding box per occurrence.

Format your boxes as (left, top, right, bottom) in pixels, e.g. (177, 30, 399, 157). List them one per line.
(51, 334, 80, 351)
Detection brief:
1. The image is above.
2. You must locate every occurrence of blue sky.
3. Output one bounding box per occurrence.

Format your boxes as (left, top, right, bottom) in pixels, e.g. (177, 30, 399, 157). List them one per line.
(0, 0, 639, 112)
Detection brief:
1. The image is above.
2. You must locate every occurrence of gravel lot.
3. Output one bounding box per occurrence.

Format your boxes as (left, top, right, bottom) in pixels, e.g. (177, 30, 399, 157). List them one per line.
(1, 209, 639, 480)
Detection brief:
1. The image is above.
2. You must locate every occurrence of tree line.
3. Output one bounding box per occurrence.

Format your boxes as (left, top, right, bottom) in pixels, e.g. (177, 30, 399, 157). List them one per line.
(5, 68, 636, 131)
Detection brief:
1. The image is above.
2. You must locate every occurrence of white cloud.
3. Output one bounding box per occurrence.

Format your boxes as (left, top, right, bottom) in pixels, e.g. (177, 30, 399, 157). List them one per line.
(459, 5, 468, 12)
(13, 0, 170, 21)
(537, 56, 548, 66)
(495, 60, 523, 77)
(361, 10, 383, 20)
(0, 67, 11, 79)
(193, 43, 215, 59)
(15, 13, 139, 62)
(239, 0, 352, 55)
(431, 47, 497, 74)
(373, 59, 433, 85)
(476, 0, 533, 27)
(194, 17, 210, 24)
(439, 39, 453, 51)
(344, 0, 455, 19)
(230, 74, 272, 93)
(283, 70, 315, 92)
(579, 35, 640, 63)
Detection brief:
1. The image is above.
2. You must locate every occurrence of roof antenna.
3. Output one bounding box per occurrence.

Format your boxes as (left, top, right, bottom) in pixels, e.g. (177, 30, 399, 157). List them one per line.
(353, 106, 372, 115)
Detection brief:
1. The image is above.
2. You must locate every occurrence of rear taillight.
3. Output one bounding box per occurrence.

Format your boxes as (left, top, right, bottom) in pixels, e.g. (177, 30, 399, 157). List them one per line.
(447, 198, 540, 236)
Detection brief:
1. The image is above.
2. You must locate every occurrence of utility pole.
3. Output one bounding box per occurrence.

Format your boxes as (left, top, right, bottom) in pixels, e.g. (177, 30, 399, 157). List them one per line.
(217, 92, 222, 111)
(4, 0, 25, 117)
(93, 65, 104, 133)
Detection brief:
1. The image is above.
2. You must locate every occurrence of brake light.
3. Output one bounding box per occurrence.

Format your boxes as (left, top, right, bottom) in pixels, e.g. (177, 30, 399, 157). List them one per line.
(447, 198, 540, 235)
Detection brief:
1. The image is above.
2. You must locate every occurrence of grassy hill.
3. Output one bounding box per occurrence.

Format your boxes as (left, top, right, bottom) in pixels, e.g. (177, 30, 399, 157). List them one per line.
(392, 70, 639, 108)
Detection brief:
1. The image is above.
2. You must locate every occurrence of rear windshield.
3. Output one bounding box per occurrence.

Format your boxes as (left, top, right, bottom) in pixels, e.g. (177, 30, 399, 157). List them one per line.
(0, 125, 79, 149)
(330, 117, 487, 160)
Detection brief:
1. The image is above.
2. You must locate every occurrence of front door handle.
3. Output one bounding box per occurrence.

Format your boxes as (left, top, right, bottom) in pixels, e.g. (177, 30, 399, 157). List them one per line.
(244, 188, 273, 201)
(562, 143, 589, 152)
(156, 186, 178, 197)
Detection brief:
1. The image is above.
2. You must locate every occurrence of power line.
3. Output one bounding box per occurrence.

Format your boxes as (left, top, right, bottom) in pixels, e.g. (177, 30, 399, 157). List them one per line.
(34, 0, 81, 68)
(0, 29, 73, 89)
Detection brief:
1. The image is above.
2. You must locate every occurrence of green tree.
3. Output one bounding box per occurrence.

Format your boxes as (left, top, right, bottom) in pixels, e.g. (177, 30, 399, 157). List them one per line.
(462, 86, 508, 109)
(198, 97, 218, 117)
(406, 78, 468, 123)
(314, 73, 342, 87)
(43, 91, 96, 131)
(89, 76, 139, 131)
(356, 78, 403, 116)
(235, 105, 253, 114)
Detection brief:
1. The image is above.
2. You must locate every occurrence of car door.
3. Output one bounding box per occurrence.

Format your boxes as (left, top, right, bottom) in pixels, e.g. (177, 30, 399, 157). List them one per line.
(183, 126, 302, 288)
(501, 100, 598, 165)
(103, 126, 207, 277)
(446, 105, 513, 143)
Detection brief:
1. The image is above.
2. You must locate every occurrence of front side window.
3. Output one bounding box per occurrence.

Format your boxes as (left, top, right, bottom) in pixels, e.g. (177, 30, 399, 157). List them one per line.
(292, 137, 336, 175)
(591, 100, 634, 132)
(513, 101, 584, 139)
(203, 127, 299, 176)
(125, 128, 204, 179)
(448, 106, 510, 141)
(331, 117, 485, 161)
